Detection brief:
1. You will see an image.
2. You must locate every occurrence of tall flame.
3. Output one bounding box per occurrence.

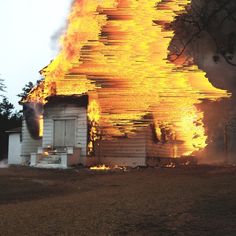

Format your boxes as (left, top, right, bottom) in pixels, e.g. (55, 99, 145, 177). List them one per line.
(88, 99, 101, 154)
(39, 115, 44, 137)
(27, 0, 229, 156)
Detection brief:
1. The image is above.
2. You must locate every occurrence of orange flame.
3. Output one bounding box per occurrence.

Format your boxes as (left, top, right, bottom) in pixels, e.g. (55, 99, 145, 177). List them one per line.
(90, 165, 110, 170)
(88, 99, 100, 124)
(25, 0, 229, 156)
(88, 99, 101, 155)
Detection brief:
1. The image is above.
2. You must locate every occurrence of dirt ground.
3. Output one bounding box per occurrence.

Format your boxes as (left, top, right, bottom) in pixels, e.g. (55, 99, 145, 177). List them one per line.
(0, 165, 236, 236)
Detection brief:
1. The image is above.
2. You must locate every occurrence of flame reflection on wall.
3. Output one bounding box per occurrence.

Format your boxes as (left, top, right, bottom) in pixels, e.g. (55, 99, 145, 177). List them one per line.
(39, 115, 44, 137)
(26, 0, 229, 156)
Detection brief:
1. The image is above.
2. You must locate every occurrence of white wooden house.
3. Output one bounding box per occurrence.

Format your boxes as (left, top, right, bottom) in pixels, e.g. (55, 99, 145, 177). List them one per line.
(18, 94, 191, 168)
(20, 96, 87, 168)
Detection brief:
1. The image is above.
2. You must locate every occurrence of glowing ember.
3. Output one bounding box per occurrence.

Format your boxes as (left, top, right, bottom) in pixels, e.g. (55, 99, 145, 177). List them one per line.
(90, 165, 110, 170)
(114, 165, 127, 171)
(25, 0, 229, 157)
(165, 163, 176, 168)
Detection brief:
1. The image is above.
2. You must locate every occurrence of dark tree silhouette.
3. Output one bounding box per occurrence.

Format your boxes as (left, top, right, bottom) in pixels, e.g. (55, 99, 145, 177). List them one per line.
(0, 97, 22, 160)
(0, 97, 14, 118)
(17, 79, 43, 100)
(169, 0, 236, 66)
(17, 81, 34, 100)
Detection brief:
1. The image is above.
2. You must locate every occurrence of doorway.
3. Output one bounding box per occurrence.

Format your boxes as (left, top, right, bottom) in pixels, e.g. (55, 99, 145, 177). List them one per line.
(53, 119, 76, 147)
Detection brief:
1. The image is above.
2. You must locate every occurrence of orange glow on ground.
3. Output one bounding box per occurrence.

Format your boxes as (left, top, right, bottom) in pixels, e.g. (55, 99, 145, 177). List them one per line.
(90, 165, 110, 171)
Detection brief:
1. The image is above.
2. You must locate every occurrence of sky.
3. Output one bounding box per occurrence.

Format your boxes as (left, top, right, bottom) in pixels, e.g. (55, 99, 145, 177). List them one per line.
(0, 0, 72, 110)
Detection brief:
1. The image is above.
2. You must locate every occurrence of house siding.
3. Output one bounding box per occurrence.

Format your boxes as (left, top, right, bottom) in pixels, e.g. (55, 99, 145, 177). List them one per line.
(21, 119, 42, 160)
(95, 128, 146, 167)
(43, 104, 87, 161)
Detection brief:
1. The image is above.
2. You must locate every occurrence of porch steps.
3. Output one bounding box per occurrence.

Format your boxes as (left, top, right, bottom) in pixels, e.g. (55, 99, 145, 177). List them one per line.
(38, 155, 61, 164)
(35, 155, 64, 169)
(30, 147, 81, 169)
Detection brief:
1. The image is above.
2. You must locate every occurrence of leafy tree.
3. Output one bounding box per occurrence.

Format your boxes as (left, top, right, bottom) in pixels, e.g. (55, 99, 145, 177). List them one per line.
(0, 97, 14, 119)
(17, 81, 34, 100)
(17, 78, 43, 100)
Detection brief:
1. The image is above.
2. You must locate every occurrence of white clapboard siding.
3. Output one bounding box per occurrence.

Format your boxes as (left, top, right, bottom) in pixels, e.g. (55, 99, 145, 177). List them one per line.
(43, 104, 87, 157)
(95, 128, 146, 166)
(21, 119, 42, 157)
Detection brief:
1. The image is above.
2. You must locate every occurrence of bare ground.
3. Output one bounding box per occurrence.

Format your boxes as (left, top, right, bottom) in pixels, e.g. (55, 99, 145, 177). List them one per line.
(0, 165, 236, 236)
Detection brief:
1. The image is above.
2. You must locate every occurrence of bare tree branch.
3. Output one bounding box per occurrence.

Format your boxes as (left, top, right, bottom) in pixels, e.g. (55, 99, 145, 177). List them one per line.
(169, 0, 236, 67)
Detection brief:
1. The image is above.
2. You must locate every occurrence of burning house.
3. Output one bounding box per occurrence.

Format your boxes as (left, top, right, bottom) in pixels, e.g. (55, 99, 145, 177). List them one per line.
(17, 0, 230, 168)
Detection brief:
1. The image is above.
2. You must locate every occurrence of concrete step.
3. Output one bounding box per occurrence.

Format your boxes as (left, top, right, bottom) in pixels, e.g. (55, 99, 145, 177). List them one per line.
(35, 163, 67, 169)
(38, 156, 61, 164)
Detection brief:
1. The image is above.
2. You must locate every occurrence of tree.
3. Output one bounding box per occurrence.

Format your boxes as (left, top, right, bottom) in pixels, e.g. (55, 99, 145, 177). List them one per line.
(169, 0, 236, 66)
(0, 97, 14, 118)
(17, 81, 34, 100)
(0, 78, 22, 159)
(17, 78, 43, 100)
(0, 78, 6, 95)
(168, 0, 236, 160)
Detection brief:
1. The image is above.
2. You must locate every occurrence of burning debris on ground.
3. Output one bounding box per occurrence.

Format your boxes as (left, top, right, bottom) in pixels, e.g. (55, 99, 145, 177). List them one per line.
(90, 164, 110, 171)
(89, 164, 129, 172)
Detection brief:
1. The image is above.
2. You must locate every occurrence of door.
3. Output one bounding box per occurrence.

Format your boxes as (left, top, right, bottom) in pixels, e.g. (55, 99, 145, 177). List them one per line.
(65, 119, 75, 146)
(54, 119, 76, 147)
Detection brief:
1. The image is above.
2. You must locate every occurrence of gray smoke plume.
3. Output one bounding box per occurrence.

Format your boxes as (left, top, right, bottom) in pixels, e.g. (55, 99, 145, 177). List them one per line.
(50, 26, 66, 51)
(50, 0, 73, 51)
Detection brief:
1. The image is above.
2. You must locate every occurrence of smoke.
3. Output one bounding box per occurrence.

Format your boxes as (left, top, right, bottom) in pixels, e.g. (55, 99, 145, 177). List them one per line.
(50, 0, 74, 51)
(169, 0, 236, 91)
(0, 159, 8, 168)
(50, 27, 66, 51)
(194, 30, 236, 163)
(23, 103, 43, 140)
